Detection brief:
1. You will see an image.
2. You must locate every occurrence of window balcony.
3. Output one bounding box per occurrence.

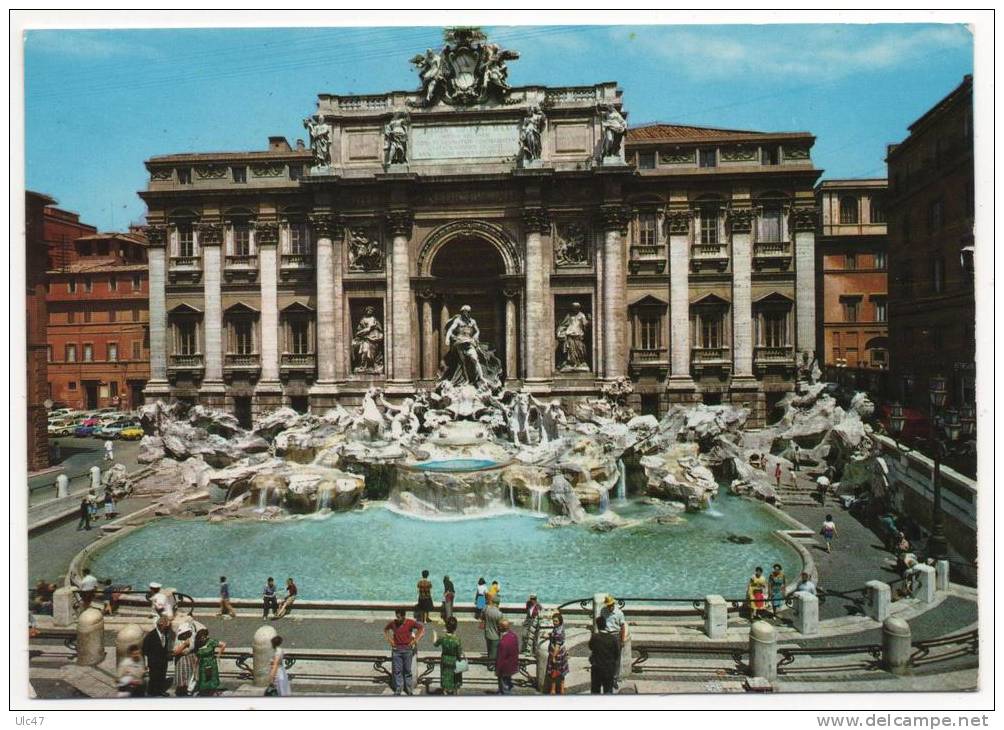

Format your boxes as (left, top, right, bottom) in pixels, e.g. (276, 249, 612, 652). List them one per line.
(628, 347, 668, 378)
(690, 243, 729, 272)
(752, 240, 792, 270)
(224, 353, 261, 381)
(280, 253, 315, 281)
(754, 345, 795, 374)
(691, 346, 732, 376)
(280, 352, 316, 378)
(629, 245, 667, 274)
(168, 256, 203, 284)
(224, 255, 259, 283)
(167, 353, 204, 383)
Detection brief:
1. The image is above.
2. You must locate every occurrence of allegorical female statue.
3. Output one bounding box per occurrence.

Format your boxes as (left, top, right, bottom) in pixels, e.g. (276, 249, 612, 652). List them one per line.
(303, 114, 332, 168)
(556, 301, 590, 372)
(352, 306, 384, 373)
(440, 305, 502, 389)
(384, 112, 409, 165)
(599, 104, 628, 159)
(518, 105, 546, 163)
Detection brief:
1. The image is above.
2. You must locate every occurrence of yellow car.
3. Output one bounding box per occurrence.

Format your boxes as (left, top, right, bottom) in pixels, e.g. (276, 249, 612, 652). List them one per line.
(119, 426, 145, 441)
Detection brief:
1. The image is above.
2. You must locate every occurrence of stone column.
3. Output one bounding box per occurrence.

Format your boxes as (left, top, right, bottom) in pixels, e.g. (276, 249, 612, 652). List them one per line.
(729, 207, 754, 380)
(523, 209, 550, 388)
(386, 210, 414, 391)
(600, 206, 630, 380)
(309, 213, 340, 403)
(791, 206, 817, 365)
(198, 223, 226, 405)
(666, 208, 696, 397)
(504, 289, 519, 382)
(254, 222, 283, 413)
(143, 225, 171, 399)
(419, 289, 437, 380)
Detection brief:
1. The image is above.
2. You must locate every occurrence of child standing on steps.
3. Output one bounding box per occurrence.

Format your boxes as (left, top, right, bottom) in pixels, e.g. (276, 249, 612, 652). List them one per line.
(821, 514, 838, 553)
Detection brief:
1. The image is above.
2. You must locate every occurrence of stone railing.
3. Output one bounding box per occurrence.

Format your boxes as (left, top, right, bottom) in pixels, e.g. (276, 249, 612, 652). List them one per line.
(225, 353, 260, 369)
(280, 253, 313, 268)
(630, 347, 667, 363)
(753, 240, 793, 269)
(281, 353, 316, 372)
(629, 244, 667, 274)
(690, 243, 729, 271)
(335, 94, 392, 110)
(753, 346, 794, 369)
(225, 254, 258, 268)
(691, 346, 731, 364)
(544, 87, 599, 104)
(169, 353, 203, 368)
(169, 255, 201, 268)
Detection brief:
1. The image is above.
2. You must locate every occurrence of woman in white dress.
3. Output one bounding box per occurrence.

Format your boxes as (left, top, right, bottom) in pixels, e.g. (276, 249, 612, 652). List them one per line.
(268, 635, 291, 696)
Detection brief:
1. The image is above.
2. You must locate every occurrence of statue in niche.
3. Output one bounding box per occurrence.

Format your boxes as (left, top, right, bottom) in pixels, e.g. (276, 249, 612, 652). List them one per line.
(440, 305, 503, 390)
(556, 302, 591, 372)
(384, 112, 409, 165)
(303, 114, 332, 168)
(347, 229, 383, 272)
(352, 306, 384, 373)
(518, 105, 546, 164)
(599, 104, 628, 159)
(554, 224, 589, 266)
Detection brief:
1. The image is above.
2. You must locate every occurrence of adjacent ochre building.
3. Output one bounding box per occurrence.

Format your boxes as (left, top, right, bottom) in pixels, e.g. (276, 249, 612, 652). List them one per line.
(140, 31, 820, 426)
(815, 179, 889, 390)
(886, 75, 975, 411)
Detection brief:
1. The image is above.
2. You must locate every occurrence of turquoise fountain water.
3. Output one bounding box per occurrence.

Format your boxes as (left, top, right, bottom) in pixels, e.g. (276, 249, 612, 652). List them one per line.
(87, 492, 800, 603)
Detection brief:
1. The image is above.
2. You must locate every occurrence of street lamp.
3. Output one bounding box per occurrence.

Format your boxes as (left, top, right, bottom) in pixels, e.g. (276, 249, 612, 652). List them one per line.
(924, 373, 973, 561)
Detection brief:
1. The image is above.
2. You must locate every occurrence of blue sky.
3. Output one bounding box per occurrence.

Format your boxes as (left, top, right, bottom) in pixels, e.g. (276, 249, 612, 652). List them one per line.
(24, 24, 973, 231)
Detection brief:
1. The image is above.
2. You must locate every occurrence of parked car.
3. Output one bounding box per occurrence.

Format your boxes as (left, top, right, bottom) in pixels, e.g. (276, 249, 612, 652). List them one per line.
(94, 420, 139, 439)
(119, 425, 144, 441)
(78, 417, 100, 428)
(74, 425, 97, 438)
(47, 421, 74, 437)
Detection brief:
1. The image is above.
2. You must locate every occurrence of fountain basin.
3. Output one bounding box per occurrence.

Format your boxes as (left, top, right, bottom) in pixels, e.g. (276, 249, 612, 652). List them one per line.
(411, 458, 502, 472)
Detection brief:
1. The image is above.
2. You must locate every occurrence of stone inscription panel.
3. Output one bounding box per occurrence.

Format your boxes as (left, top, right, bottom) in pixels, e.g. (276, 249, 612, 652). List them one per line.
(412, 123, 520, 160)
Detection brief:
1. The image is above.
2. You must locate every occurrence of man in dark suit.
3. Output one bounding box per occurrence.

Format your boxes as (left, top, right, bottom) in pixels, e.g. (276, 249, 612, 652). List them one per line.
(142, 615, 174, 696)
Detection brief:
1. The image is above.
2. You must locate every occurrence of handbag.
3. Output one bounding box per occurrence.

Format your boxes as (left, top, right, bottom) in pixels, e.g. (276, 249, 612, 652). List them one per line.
(454, 659, 469, 674)
(264, 684, 278, 697)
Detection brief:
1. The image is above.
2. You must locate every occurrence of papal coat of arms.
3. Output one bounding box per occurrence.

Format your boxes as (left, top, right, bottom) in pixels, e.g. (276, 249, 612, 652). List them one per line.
(410, 27, 520, 107)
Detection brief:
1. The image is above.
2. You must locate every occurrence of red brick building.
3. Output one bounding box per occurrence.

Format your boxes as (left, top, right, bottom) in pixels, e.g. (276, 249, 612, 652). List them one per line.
(886, 75, 975, 411)
(26, 191, 54, 471)
(46, 231, 151, 411)
(43, 204, 97, 271)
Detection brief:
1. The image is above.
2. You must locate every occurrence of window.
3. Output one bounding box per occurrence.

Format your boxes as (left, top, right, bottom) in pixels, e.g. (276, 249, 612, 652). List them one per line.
(232, 321, 254, 355)
(132, 274, 142, 291)
(83, 277, 92, 293)
(841, 297, 860, 323)
(928, 199, 944, 231)
(68, 381, 76, 391)
(870, 197, 886, 224)
(699, 207, 719, 245)
(233, 225, 251, 256)
(839, 196, 859, 224)
(637, 214, 657, 246)
(107, 343, 118, 362)
(758, 204, 783, 242)
(288, 223, 309, 255)
(176, 322, 198, 355)
(109, 275, 117, 291)
(761, 146, 779, 165)
(871, 349, 887, 367)
(290, 320, 311, 354)
(699, 148, 717, 168)
(109, 381, 118, 398)
(80, 242, 92, 256)
(132, 341, 142, 360)
(289, 165, 303, 181)
(83, 344, 93, 362)
(109, 309, 117, 323)
(232, 165, 247, 183)
(639, 315, 661, 350)
(97, 241, 109, 256)
(699, 314, 722, 349)
(873, 298, 887, 323)
(760, 311, 788, 346)
(68, 279, 76, 294)
(874, 250, 887, 270)
(691, 304, 728, 351)
(846, 253, 857, 270)
(177, 168, 192, 185)
(132, 308, 140, 322)
(637, 151, 656, 169)
(69, 310, 76, 324)
(933, 257, 945, 293)
(46, 345, 52, 362)
(178, 225, 195, 257)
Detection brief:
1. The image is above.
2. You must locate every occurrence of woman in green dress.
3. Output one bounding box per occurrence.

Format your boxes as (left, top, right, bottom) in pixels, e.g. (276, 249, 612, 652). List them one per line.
(432, 616, 464, 695)
(194, 628, 227, 696)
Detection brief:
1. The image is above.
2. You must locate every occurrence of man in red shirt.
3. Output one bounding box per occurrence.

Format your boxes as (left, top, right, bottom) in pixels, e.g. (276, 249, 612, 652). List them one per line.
(384, 608, 425, 696)
(495, 618, 520, 695)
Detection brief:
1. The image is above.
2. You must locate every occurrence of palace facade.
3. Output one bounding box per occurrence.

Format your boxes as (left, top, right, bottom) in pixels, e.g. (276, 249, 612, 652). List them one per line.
(141, 31, 820, 426)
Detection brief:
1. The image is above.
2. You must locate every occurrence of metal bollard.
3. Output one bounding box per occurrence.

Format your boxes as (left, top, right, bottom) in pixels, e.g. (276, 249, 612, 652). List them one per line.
(935, 559, 950, 591)
(53, 586, 75, 626)
(116, 624, 144, 666)
(76, 607, 106, 666)
(865, 580, 891, 622)
(748, 621, 777, 681)
(253, 625, 278, 687)
(56, 474, 69, 498)
(882, 616, 912, 674)
(89, 466, 101, 491)
(704, 595, 727, 639)
(792, 591, 819, 635)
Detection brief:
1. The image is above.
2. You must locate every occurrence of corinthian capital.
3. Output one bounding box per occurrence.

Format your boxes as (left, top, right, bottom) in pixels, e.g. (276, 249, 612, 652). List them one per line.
(727, 207, 753, 234)
(308, 212, 342, 239)
(385, 210, 414, 237)
(254, 221, 279, 245)
(598, 205, 631, 234)
(790, 205, 818, 232)
(665, 208, 692, 236)
(197, 222, 222, 246)
(522, 208, 550, 235)
(144, 224, 168, 247)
